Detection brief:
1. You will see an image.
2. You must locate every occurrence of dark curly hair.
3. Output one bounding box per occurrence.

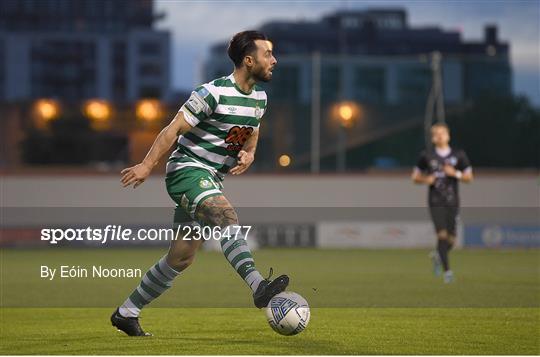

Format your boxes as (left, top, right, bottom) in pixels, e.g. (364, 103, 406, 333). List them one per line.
(227, 30, 269, 68)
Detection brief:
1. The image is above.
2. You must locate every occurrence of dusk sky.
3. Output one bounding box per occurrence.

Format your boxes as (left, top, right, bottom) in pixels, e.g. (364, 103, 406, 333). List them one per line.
(155, 0, 539, 105)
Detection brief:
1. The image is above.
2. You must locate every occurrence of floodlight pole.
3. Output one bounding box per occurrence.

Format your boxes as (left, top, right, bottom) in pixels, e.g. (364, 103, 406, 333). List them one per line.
(336, 28, 348, 173)
(424, 51, 446, 149)
(337, 125, 347, 172)
(310, 51, 321, 173)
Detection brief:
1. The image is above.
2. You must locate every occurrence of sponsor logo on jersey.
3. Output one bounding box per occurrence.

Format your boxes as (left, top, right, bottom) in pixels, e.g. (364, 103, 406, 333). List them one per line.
(225, 126, 254, 152)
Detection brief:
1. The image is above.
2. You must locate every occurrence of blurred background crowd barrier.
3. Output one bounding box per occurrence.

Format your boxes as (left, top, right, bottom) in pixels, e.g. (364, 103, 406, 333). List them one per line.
(2, 174, 538, 248)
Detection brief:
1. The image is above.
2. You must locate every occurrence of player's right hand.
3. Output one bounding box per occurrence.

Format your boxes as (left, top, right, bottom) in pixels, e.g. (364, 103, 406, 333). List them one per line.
(121, 163, 152, 188)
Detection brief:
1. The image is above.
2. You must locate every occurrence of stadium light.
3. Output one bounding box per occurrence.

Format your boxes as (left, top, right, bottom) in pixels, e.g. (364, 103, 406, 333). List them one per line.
(83, 99, 112, 122)
(339, 104, 353, 122)
(331, 101, 363, 171)
(333, 101, 362, 128)
(34, 99, 60, 122)
(136, 99, 162, 122)
(278, 154, 291, 167)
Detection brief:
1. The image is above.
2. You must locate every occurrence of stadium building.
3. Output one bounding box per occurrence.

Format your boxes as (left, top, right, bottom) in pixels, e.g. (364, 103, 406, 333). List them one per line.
(207, 9, 510, 105)
(0, 0, 171, 102)
(205, 9, 511, 171)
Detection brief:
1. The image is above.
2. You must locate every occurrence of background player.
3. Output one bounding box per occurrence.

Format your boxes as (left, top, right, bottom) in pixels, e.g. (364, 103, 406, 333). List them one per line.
(412, 123, 473, 283)
(111, 31, 288, 336)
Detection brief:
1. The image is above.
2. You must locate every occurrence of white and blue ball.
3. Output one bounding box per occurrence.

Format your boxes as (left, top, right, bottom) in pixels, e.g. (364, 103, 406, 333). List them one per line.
(265, 291, 310, 336)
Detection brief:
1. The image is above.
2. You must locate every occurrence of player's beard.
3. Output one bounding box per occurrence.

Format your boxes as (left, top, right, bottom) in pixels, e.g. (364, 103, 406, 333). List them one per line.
(251, 63, 272, 83)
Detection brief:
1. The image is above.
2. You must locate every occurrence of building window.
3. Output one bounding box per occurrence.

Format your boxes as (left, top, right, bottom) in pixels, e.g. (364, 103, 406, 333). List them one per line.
(139, 63, 161, 77)
(266, 65, 299, 101)
(139, 86, 161, 98)
(138, 42, 161, 56)
(320, 64, 341, 103)
(397, 65, 431, 104)
(112, 41, 126, 101)
(464, 59, 510, 99)
(0, 39, 4, 99)
(353, 66, 385, 103)
(30, 40, 96, 100)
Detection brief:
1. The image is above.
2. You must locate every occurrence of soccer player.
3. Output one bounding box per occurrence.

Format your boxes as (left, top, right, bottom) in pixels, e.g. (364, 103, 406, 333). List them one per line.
(411, 123, 473, 283)
(111, 31, 289, 336)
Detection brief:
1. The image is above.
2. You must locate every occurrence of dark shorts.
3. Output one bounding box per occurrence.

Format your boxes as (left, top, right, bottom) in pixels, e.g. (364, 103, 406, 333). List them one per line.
(429, 206, 459, 236)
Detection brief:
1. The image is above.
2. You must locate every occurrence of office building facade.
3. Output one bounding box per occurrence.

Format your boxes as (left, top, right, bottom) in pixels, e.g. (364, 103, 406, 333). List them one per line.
(0, 0, 170, 102)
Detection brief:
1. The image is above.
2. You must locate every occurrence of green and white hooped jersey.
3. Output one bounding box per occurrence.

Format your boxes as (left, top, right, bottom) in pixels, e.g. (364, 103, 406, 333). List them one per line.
(166, 74, 267, 179)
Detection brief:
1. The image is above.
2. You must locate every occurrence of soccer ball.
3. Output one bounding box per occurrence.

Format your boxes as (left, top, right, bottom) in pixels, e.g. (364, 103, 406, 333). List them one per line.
(265, 292, 310, 336)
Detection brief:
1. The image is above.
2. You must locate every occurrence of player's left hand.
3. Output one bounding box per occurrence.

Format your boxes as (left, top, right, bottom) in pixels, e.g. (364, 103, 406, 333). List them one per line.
(443, 164, 457, 177)
(230, 150, 254, 175)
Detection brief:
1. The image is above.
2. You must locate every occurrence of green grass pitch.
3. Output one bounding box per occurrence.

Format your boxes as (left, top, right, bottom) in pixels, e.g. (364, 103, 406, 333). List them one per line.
(1, 248, 539, 354)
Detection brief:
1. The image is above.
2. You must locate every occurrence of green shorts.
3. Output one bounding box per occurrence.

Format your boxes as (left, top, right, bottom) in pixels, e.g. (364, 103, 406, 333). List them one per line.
(165, 167, 224, 225)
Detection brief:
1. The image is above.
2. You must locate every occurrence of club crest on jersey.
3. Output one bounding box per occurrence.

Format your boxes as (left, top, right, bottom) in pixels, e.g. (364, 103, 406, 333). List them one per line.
(255, 105, 262, 120)
(199, 178, 212, 189)
(446, 156, 458, 166)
